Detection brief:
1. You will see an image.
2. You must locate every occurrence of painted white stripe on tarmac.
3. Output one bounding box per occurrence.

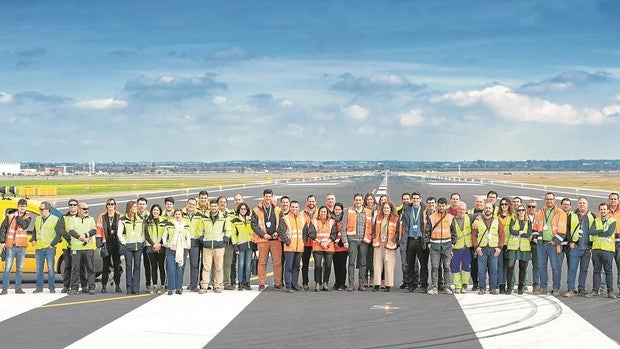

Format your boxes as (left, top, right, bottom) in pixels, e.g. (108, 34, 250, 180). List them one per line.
(456, 293, 618, 349)
(66, 290, 260, 349)
(0, 288, 66, 322)
(427, 182, 482, 186)
(284, 182, 340, 186)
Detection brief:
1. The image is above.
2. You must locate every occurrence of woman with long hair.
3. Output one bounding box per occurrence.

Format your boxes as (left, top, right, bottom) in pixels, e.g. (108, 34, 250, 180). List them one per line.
(506, 204, 532, 295)
(366, 201, 399, 292)
(162, 209, 191, 295)
(231, 202, 254, 291)
(331, 203, 347, 291)
(117, 201, 145, 294)
(306, 206, 336, 291)
(144, 204, 167, 294)
(496, 197, 514, 294)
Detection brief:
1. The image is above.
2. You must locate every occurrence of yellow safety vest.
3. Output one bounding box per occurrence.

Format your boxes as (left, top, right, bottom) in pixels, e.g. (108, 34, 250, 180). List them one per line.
(477, 218, 500, 248)
(34, 215, 59, 249)
(453, 215, 472, 249)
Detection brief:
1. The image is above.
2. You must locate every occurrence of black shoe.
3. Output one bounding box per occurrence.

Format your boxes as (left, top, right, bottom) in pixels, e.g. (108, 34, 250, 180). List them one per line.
(89, 289, 96, 295)
(175, 289, 182, 295)
(115, 285, 122, 293)
(81, 288, 88, 294)
(373, 285, 380, 292)
(472, 285, 479, 291)
(101, 286, 107, 293)
(499, 284, 506, 294)
(168, 291, 173, 296)
(384, 286, 390, 292)
(399, 283, 408, 289)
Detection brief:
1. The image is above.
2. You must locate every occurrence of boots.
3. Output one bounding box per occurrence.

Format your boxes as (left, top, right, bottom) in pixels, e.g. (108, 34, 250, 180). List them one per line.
(499, 284, 506, 294)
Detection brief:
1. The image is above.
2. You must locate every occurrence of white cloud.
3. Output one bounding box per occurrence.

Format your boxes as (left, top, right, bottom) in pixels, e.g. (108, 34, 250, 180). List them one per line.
(399, 108, 425, 127)
(357, 125, 376, 135)
(212, 96, 227, 105)
(214, 46, 248, 60)
(0, 92, 13, 104)
(343, 104, 369, 120)
(436, 85, 607, 125)
(602, 105, 620, 116)
(280, 99, 294, 108)
(74, 98, 128, 110)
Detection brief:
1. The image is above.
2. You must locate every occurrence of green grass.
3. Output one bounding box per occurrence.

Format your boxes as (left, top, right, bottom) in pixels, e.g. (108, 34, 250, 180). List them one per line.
(0, 177, 265, 196)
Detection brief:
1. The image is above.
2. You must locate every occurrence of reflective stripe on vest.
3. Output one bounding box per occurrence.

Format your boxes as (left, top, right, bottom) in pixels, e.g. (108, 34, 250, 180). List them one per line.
(477, 218, 500, 248)
(122, 216, 144, 244)
(591, 217, 616, 252)
(345, 208, 372, 236)
(34, 215, 59, 249)
(506, 219, 531, 252)
(5, 214, 30, 248)
(373, 216, 399, 249)
(312, 218, 334, 252)
(429, 212, 453, 244)
(283, 214, 305, 252)
(68, 216, 97, 251)
(453, 215, 472, 249)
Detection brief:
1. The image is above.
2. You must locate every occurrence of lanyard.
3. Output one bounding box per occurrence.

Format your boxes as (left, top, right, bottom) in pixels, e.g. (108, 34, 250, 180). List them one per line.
(411, 206, 420, 225)
(544, 207, 554, 224)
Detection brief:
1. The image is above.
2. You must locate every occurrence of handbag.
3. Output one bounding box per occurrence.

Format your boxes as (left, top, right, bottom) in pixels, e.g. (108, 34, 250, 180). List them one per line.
(251, 251, 259, 276)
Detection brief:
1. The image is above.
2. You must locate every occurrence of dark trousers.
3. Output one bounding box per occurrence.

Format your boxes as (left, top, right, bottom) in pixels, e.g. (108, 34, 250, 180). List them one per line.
(124, 250, 142, 293)
(332, 251, 347, 288)
(301, 245, 313, 286)
(189, 241, 201, 289)
(284, 252, 302, 289)
(592, 249, 614, 292)
(313, 251, 333, 285)
(70, 250, 95, 291)
(63, 249, 86, 289)
(406, 238, 428, 288)
(506, 259, 528, 289)
(101, 250, 122, 287)
(148, 250, 166, 286)
(142, 247, 151, 287)
(470, 246, 479, 288)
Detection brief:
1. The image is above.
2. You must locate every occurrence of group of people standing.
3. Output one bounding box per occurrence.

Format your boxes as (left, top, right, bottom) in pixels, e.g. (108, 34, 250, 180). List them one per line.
(2, 189, 619, 300)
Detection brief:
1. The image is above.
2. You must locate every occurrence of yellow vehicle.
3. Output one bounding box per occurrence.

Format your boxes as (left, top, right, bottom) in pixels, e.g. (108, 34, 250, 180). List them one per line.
(0, 187, 102, 278)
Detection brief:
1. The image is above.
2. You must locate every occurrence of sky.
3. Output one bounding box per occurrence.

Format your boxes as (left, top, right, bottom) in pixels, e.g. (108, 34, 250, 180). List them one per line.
(1, 0, 619, 163)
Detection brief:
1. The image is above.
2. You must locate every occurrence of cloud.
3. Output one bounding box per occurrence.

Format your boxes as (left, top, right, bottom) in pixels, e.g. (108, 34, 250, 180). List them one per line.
(12, 91, 73, 104)
(399, 109, 425, 127)
(212, 96, 227, 105)
(343, 104, 369, 120)
(435, 85, 609, 125)
(74, 98, 128, 110)
(124, 74, 227, 101)
(602, 105, 620, 117)
(331, 72, 425, 92)
(518, 71, 612, 94)
(213, 46, 249, 60)
(357, 125, 376, 135)
(0, 92, 13, 104)
(249, 93, 296, 110)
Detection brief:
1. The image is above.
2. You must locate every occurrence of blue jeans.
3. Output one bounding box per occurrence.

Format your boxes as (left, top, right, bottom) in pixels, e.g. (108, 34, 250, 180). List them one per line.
(497, 248, 506, 286)
(124, 249, 142, 293)
(188, 241, 201, 289)
(537, 241, 562, 290)
(236, 249, 252, 285)
(566, 247, 590, 292)
(35, 247, 56, 290)
(2, 246, 26, 289)
(284, 252, 302, 289)
(592, 249, 614, 292)
(477, 247, 498, 291)
(166, 248, 188, 291)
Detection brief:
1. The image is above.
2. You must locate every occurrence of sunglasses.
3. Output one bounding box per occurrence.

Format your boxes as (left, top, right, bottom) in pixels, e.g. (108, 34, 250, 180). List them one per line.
(39, 207, 47, 210)
(500, 203, 508, 206)
(106, 203, 116, 206)
(517, 209, 525, 212)
(69, 203, 78, 207)
(81, 207, 89, 211)
(527, 205, 536, 208)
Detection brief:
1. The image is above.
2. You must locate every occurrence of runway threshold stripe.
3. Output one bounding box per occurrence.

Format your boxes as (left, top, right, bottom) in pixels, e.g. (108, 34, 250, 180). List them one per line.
(39, 293, 152, 308)
(0, 288, 66, 322)
(456, 293, 617, 348)
(66, 290, 261, 349)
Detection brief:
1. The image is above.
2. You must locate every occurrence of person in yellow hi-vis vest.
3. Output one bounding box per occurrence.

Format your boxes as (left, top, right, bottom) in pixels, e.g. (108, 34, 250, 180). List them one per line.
(31, 201, 61, 293)
(585, 203, 617, 299)
(451, 202, 473, 294)
(66, 202, 97, 295)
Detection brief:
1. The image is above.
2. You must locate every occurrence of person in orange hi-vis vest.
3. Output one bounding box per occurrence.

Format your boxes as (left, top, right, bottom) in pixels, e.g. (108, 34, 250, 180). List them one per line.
(1, 198, 32, 295)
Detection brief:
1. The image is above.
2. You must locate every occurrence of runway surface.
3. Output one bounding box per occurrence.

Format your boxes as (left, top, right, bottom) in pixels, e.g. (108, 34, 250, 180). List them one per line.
(1, 173, 618, 348)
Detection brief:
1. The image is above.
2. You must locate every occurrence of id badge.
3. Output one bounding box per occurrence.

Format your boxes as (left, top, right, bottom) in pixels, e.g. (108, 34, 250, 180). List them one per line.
(577, 229, 583, 236)
(543, 224, 548, 231)
(266, 222, 271, 228)
(412, 224, 418, 230)
(72, 250, 77, 255)
(381, 235, 387, 243)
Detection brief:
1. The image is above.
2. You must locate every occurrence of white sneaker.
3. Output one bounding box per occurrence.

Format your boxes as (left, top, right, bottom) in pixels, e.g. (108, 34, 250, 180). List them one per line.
(428, 287, 438, 295)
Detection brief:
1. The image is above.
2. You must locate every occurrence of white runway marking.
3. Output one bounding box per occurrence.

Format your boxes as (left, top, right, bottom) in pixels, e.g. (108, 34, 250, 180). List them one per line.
(284, 182, 340, 186)
(456, 293, 618, 349)
(428, 182, 482, 186)
(0, 288, 66, 322)
(67, 289, 260, 349)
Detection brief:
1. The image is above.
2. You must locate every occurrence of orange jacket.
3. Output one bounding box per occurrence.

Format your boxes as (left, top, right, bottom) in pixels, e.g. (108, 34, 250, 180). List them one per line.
(309, 217, 335, 252)
(2, 213, 31, 248)
(302, 207, 318, 247)
(251, 200, 281, 243)
(342, 207, 373, 241)
(533, 205, 567, 243)
(279, 213, 306, 252)
(428, 212, 454, 243)
(367, 214, 400, 249)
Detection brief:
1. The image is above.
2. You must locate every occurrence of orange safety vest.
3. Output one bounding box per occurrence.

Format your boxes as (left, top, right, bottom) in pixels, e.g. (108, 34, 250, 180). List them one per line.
(4, 213, 30, 248)
(283, 213, 305, 253)
(368, 214, 399, 249)
(311, 218, 335, 252)
(429, 212, 454, 244)
(252, 200, 281, 243)
(533, 205, 567, 241)
(344, 207, 372, 237)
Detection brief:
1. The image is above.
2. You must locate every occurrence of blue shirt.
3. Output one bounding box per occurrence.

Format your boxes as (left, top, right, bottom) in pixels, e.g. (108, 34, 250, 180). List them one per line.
(408, 205, 422, 238)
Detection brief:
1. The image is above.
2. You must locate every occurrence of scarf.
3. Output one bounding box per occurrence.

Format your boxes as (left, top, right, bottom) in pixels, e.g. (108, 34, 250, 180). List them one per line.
(172, 220, 186, 266)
